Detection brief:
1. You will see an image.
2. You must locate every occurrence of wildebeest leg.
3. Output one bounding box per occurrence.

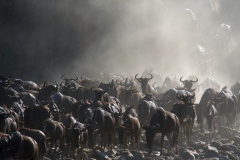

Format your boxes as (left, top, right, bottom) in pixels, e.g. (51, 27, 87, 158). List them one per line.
(185, 125, 189, 145)
(180, 126, 183, 144)
(166, 133, 172, 151)
(135, 133, 139, 151)
(124, 134, 127, 150)
(131, 134, 134, 151)
(101, 132, 105, 151)
(218, 116, 221, 132)
(108, 131, 113, 150)
(160, 133, 165, 156)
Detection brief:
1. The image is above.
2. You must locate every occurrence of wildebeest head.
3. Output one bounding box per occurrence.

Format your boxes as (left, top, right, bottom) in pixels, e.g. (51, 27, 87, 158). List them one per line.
(180, 76, 198, 91)
(176, 91, 195, 104)
(38, 81, 58, 101)
(135, 74, 153, 94)
(62, 74, 78, 86)
(91, 87, 108, 101)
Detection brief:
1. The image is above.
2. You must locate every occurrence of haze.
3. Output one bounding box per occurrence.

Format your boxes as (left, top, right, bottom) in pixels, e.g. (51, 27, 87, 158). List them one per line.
(0, 0, 240, 86)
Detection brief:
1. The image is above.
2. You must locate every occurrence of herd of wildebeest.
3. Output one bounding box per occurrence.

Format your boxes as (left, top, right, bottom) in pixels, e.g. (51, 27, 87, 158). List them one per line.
(1, 69, 240, 160)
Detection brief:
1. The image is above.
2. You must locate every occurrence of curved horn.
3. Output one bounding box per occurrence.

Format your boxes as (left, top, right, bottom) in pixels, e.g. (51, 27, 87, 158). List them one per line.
(44, 81, 47, 88)
(61, 74, 66, 80)
(192, 77, 198, 83)
(148, 74, 153, 80)
(135, 74, 141, 80)
(180, 76, 184, 82)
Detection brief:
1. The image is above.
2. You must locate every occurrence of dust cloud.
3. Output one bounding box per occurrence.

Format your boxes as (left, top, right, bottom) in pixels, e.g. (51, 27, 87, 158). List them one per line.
(0, 0, 240, 86)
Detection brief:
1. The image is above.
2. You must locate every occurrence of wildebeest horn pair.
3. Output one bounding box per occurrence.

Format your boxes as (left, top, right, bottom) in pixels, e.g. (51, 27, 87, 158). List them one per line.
(91, 87, 108, 93)
(61, 74, 78, 81)
(180, 76, 198, 83)
(135, 74, 153, 81)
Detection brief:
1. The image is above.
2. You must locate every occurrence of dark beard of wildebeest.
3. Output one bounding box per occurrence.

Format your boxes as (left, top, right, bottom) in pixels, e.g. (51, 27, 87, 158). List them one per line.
(88, 107, 115, 151)
(71, 122, 88, 159)
(179, 76, 198, 92)
(171, 93, 196, 145)
(19, 127, 48, 159)
(196, 88, 220, 132)
(0, 110, 18, 134)
(138, 94, 157, 124)
(6, 131, 38, 160)
(41, 119, 66, 157)
(215, 87, 238, 131)
(203, 100, 218, 141)
(141, 107, 179, 155)
(135, 74, 157, 96)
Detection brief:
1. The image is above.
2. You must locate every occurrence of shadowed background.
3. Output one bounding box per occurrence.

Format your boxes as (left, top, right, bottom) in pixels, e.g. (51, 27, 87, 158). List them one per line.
(0, 0, 240, 85)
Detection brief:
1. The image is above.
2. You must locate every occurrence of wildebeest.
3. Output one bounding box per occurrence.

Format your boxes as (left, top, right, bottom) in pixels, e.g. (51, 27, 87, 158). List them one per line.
(203, 100, 218, 141)
(118, 114, 140, 150)
(71, 122, 88, 159)
(19, 127, 47, 159)
(135, 74, 157, 96)
(196, 88, 219, 132)
(138, 94, 157, 123)
(215, 87, 237, 131)
(141, 107, 179, 155)
(180, 76, 198, 92)
(38, 81, 58, 101)
(50, 92, 77, 113)
(7, 131, 38, 160)
(24, 104, 51, 129)
(0, 111, 17, 134)
(41, 119, 66, 155)
(157, 88, 195, 111)
(88, 105, 115, 150)
(171, 93, 196, 145)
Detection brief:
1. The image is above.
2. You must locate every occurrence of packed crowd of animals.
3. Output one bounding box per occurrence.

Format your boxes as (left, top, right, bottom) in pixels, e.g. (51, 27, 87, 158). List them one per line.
(1, 68, 240, 160)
